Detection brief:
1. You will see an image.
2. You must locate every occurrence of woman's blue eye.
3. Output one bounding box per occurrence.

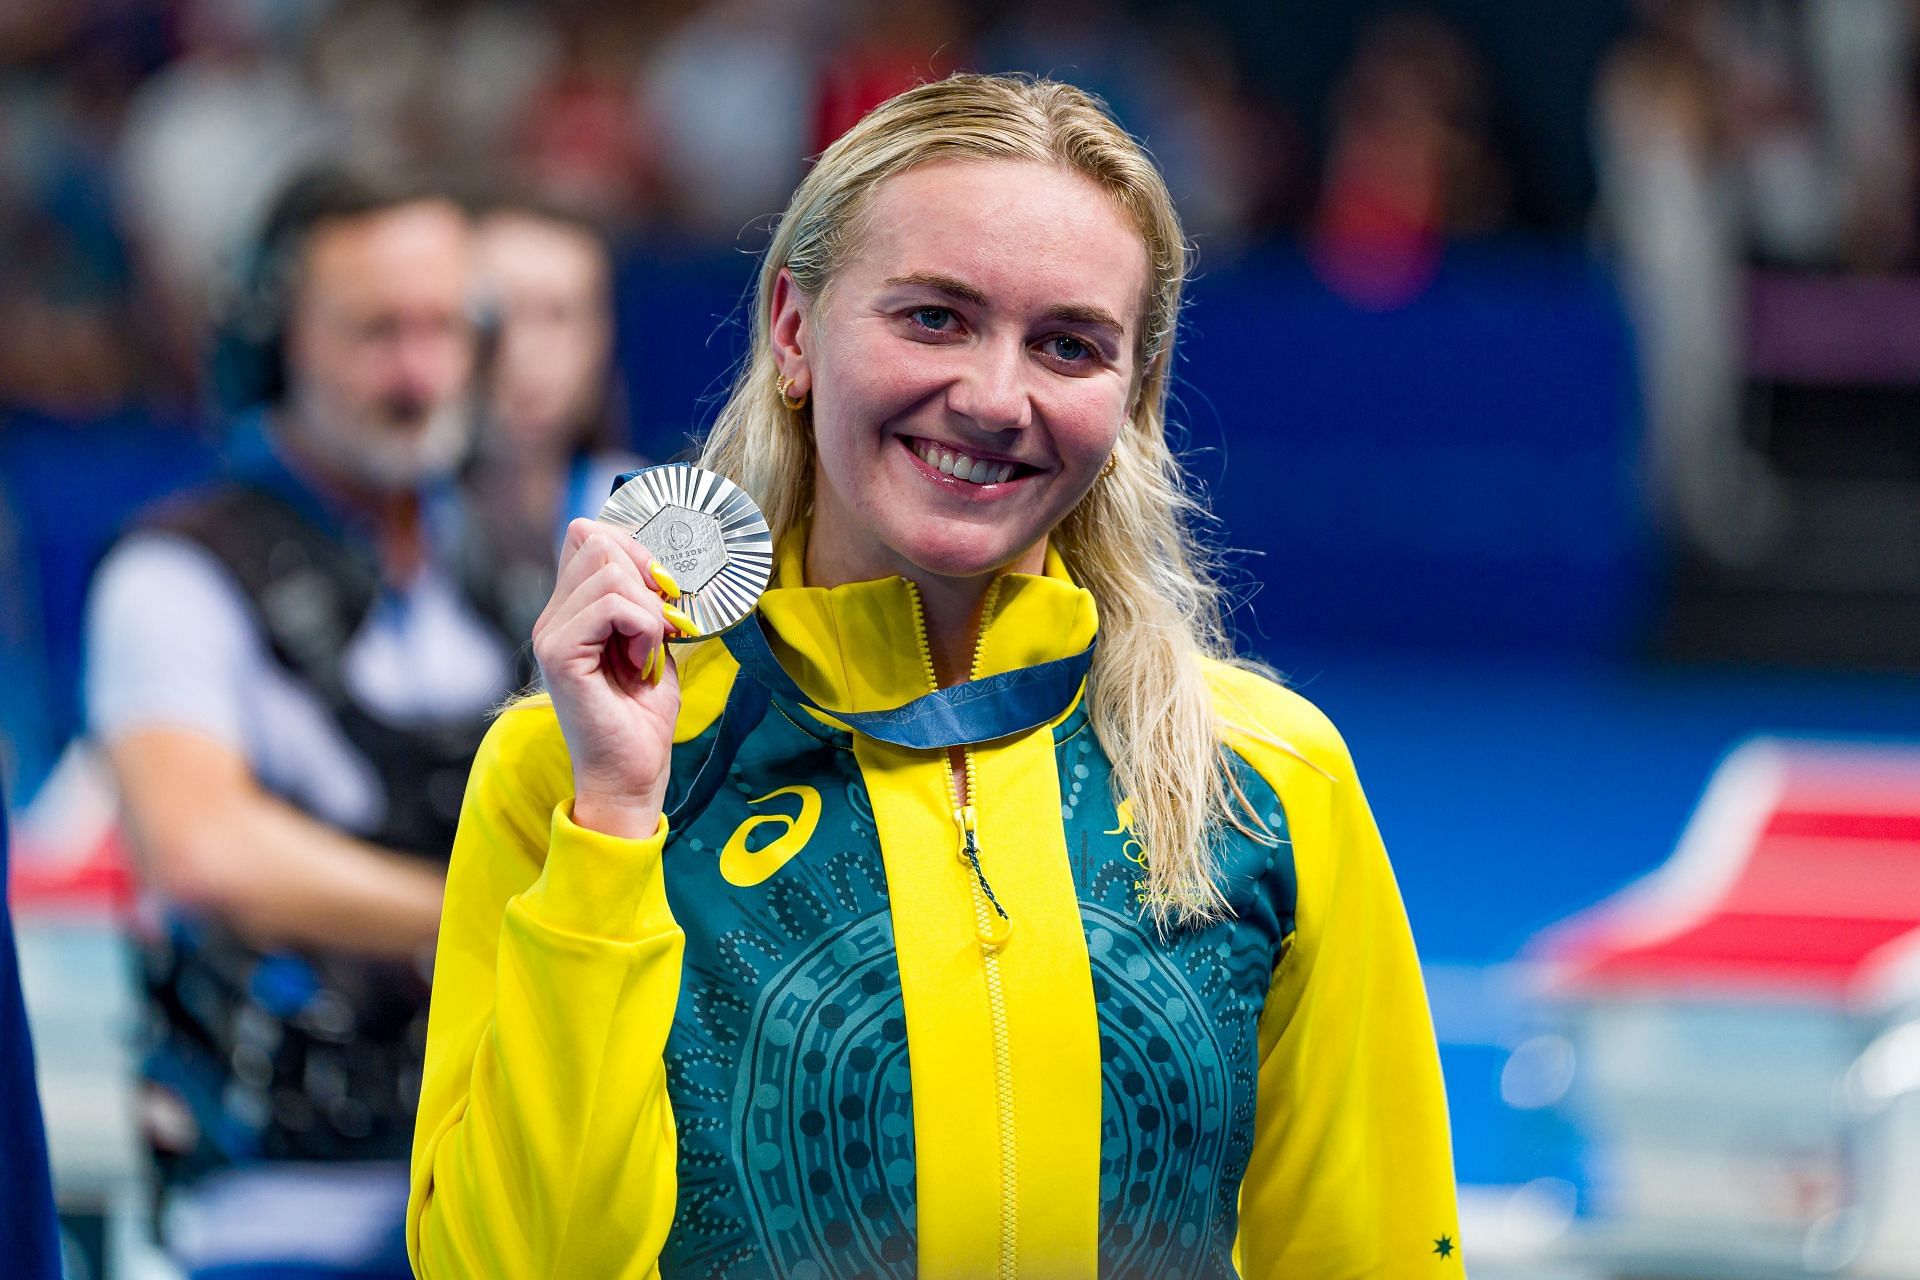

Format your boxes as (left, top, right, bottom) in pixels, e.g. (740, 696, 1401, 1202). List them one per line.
(1047, 334, 1093, 363)
(911, 307, 954, 331)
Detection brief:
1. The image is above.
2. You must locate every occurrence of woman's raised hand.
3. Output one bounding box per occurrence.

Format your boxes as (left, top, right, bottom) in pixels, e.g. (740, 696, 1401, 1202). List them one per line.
(534, 518, 700, 839)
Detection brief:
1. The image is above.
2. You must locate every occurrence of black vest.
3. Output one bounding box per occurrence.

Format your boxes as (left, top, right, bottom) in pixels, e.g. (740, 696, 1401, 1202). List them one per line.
(128, 482, 534, 1183)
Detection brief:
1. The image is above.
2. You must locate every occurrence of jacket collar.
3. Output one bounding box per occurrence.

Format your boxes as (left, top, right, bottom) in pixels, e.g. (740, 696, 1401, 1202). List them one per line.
(753, 525, 1100, 716)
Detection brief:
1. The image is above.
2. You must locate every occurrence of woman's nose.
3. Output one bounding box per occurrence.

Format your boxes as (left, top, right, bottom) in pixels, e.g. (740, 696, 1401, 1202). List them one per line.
(947, 337, 1032, 432)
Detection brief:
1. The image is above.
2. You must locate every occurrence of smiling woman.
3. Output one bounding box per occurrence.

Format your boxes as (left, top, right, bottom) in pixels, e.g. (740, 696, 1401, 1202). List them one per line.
(408, 74, 1461, 1280)
(775, 159, 1143, 611)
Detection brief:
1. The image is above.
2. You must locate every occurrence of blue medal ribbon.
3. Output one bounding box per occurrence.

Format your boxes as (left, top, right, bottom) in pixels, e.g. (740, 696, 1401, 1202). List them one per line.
(722, 612, 1094, 750)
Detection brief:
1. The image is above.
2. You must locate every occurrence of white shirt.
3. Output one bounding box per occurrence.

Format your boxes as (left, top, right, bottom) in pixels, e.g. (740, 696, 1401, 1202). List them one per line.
(85, 531, 516, 831)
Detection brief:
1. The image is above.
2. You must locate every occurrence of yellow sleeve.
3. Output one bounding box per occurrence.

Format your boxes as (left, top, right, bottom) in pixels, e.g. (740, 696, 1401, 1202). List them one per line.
(1208, 664, 1463, 1278)
(406, 702, 685, 1278)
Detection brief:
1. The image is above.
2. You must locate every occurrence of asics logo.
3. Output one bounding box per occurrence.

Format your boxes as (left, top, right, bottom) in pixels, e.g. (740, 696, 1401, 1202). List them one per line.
(719, 785, 822, 887)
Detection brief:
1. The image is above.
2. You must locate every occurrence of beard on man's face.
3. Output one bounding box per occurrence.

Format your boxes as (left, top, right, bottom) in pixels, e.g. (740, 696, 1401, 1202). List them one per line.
(287, 382, 474, 493)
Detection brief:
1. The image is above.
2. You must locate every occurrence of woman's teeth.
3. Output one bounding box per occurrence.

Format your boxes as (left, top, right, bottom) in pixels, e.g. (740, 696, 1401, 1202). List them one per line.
(910, 439, 1016, 485)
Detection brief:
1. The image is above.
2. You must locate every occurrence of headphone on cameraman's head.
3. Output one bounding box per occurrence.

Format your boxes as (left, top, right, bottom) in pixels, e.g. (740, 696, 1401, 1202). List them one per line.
(209, 163, 462, 418)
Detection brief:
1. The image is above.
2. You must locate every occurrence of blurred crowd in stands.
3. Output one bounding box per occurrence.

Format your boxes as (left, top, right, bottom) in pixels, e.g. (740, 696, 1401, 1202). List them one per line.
(13, 0, 1917, 426)
(1600, 0, 1916, 274)
(0, 0, 1559, 420)
(1595, 0, 1920, 614)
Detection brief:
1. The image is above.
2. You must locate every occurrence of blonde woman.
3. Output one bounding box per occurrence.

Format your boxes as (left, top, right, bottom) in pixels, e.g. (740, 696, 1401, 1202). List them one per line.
(408, 74, 1460, 1279)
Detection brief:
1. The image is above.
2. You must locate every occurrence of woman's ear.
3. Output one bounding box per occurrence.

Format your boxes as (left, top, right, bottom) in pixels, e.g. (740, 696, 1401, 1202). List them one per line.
(769, 267, 812, 397)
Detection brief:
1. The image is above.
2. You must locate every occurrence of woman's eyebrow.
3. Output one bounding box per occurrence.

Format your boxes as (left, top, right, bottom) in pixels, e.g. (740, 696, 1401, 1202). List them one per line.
(883, 271, 1126, 335)
(1044, 301, 1125, 335)
(884, 271, 989, 306)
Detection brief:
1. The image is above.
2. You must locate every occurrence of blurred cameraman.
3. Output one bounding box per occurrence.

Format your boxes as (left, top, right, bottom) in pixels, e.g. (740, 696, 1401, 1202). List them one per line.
(84, 166, 526, 1279)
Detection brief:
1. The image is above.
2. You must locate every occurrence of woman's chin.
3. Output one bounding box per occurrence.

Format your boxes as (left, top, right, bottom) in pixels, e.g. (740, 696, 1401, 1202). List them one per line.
(891, 527, 1042, 583)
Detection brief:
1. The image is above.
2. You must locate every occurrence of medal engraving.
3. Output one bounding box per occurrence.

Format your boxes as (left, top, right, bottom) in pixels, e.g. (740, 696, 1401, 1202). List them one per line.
(635, 505, 727, 593)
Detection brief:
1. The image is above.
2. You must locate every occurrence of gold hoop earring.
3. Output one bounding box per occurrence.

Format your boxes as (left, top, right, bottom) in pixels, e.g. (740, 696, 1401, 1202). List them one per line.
(1100, 452, 1119, 478)
(777, 375, 808, 411)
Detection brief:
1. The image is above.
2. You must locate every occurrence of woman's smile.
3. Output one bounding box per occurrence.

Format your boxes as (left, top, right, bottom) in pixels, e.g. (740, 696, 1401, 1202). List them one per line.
(899, 434, 1039, 492)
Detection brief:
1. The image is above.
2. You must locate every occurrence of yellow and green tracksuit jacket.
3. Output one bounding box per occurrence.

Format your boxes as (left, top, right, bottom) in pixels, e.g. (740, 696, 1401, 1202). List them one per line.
(408, 536, 1461, 1279)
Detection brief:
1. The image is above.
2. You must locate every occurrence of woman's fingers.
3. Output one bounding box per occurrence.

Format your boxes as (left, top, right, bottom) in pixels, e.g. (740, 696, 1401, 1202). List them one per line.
(544, 521, 688, 630)
(576, 520, 671, 593)
(541, 557, 698, 660)
(534, 521, 693, 701)
(547, 557, 656, 639)
(534, 550, 692, 690)
(543, 525, 655, 627)
(542, 525, 624, 633)
(554, 552, 697, 642)
(535, 590, 662, 680)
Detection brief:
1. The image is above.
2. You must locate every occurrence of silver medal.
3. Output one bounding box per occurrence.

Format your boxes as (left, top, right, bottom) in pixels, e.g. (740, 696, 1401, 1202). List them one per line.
(598, 463, 772, 638)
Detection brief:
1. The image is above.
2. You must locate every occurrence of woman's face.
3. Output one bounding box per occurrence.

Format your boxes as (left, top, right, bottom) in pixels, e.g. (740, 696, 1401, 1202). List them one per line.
(775, 159, 1149, 585)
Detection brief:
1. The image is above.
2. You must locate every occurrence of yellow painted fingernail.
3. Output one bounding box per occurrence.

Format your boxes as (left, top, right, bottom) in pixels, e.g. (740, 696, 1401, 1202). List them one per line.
(662, 603, 701, 636)
(646, 644, 663, 684)
(649, 560, 682, 600)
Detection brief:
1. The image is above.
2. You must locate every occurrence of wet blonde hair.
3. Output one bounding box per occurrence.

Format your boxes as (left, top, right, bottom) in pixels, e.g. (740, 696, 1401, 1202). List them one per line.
(701, 72, 1270, 925)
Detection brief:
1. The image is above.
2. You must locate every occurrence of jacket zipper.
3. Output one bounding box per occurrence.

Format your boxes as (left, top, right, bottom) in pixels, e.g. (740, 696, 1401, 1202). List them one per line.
(905, 578, 1017, 1280)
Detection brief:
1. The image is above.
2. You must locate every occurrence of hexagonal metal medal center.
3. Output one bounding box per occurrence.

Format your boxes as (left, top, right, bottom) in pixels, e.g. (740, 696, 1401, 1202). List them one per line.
(634, 504, 727, 592)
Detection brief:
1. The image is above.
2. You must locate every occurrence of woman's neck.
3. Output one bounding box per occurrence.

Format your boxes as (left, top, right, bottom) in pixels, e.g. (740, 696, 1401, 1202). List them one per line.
(914, 572, 1000, 687)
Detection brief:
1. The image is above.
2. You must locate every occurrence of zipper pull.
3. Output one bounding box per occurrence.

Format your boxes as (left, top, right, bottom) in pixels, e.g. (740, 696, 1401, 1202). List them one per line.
(954, 804, 1012, 948)
(954, 805, 979, 864)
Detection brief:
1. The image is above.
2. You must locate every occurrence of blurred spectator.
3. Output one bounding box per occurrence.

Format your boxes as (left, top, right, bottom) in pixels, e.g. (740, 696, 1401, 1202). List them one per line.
(639, 0, 814, 236)
(1310, 9, 1513, 308)
(1594, 0, 1762, 562)
(433, 1, 562, 173)
(304, 0, 442, 175)
(1594, 0, 1920, 639)
(83, 166, 524, 1278)
(811, 0, 966, 150)
(1596, 0, 1916, 274)
(1586, 0, 1920, 562)
(0, 8, 159, 414)
(116, 0, 335, 382)
(505, 4, 657, 223)
(975, 1, 1298, 247)
(467, 199, 643, 636)
(1129, 13, 1306, 249)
